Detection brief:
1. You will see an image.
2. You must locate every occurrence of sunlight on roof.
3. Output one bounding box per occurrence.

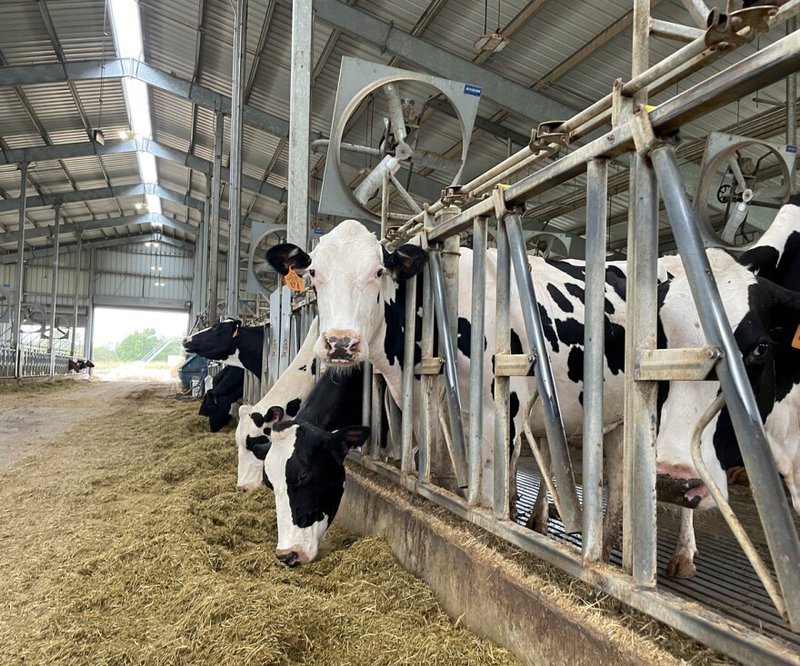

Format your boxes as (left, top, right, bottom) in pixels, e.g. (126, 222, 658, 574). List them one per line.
(110, 0, 162, 217)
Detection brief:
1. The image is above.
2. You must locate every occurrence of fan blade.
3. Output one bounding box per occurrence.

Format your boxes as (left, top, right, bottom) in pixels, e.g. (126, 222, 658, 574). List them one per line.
(353, 155, 401, 205)
(720, 201, 749, 243)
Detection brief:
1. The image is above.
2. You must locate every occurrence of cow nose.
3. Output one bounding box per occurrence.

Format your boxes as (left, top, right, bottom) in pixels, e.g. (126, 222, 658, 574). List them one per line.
(323, 332, 361, 360)
(276, 550, 301, 567)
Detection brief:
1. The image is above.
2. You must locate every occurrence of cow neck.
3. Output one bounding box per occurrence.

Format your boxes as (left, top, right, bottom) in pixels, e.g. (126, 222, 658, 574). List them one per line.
(370, 277, 413, 407)
(232, 326, 263, 377)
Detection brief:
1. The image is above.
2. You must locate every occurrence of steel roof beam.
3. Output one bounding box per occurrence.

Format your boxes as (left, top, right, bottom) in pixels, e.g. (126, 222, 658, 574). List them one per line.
(309, 0, 577, 124)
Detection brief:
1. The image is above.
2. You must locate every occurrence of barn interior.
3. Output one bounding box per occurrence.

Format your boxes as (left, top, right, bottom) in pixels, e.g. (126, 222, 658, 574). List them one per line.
(2, 0, 800, 664)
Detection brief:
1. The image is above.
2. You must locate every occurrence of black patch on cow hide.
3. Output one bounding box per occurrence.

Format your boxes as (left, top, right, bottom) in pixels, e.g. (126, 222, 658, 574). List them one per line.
(298, 364, 307, 372)
(509, 391, 520, 443)
(604, 265, 627, 301)
(510, 329, 524, 354)
(286, 398, 302, 417)
(554, 318, 584, 347)
(547, 284, 573, 313)
(548, 259, 585, 282)
(538, 304, 560, 353)
(603, 317, 626, 376)
(310, 358, 317, 374)
(457, 317, 472, 358)
(567, 346, 584, 384)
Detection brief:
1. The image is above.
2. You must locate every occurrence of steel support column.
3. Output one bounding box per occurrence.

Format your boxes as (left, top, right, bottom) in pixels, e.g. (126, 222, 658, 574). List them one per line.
(401, 275, 417, 476)
(506, 212, 582, 533)
(200, 178, 211, 318)
(48, 204, 61, 376)
(83, 250, 95, 365)
(493, 216, 511, 518)
(287, 0, 312, 251)
(582, 159, 608, 562)
(622, 0, 659, 587)
(227, 0, 248, 319)
(12, 163, 28, 370)
(70, 234, 82, 357)
(788, 17, 798, 192)
(468, 216, 487, 506)
(209, 112, 224, 323)
(649, 140, 800, 628)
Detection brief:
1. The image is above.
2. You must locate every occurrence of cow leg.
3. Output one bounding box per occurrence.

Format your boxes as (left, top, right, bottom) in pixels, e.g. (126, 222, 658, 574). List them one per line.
(525, 438, 551, 534)
(602, 426, 624, 560)
(665, 508, 698, 578)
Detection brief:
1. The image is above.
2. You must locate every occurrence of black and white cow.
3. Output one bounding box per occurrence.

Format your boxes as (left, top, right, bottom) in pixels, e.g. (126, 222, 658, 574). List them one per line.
(182, 319, 263, 377)
(198, 365, 244, 432)
(235, 319, 319, 492)
(265, 219, 666, 522)
(257, 367, 367, 566)
(660, 202, 800, 577)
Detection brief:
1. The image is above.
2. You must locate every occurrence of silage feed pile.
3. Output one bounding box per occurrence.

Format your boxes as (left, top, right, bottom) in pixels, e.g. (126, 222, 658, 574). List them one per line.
(0, 384, 516, 665)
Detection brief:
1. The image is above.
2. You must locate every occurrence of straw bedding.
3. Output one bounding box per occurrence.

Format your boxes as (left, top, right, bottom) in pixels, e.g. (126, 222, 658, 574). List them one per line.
(0, 383, 516, 665)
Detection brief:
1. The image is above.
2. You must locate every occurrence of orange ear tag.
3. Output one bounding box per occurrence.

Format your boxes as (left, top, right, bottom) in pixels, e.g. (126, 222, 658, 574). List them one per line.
(792, 323, 800, 350)
(284, 267, 305, 292)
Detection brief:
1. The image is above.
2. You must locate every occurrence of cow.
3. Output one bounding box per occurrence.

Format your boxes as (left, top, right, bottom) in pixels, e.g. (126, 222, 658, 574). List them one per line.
(198, 365, 244, 432)
(265, 218, 668, 545)
(68, 358, 94, 373)
(235, 318, 319, 492)
(661, 201, 800, 577)
(182, 319, 263, 377)
(260, 366, 368, 566)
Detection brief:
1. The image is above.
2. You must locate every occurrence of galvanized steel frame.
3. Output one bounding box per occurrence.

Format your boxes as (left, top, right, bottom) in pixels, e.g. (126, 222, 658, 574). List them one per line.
(347, 8, 800, 664)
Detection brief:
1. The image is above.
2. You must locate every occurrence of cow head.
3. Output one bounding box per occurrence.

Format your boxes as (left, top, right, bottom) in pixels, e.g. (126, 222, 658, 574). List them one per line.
(182, 319, 242, 360)
(235, 405, 285, 492)
(263, 420, 370, 566)
(657, 250, 800, 512)
(266, 220, 426, 367)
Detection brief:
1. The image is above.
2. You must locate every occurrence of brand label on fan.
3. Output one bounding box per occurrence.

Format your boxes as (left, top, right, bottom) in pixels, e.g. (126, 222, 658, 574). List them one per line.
(792, 323, 800, 350)
(284, 268, 305, 292)
(463, 84, 482, 97)
(787, 145, 798, 154)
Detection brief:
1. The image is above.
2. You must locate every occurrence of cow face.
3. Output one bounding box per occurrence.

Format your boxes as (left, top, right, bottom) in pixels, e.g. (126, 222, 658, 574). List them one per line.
(264, 421, 370, 566)
(236, 405, 284, 492)
(266, 220, 426, 367)
(657, 250, 800, 512)
(182, 319, 241, 361)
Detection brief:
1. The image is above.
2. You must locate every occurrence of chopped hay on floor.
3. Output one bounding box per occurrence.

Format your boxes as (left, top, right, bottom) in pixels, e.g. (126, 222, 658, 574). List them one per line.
(0, 385, 516, 665)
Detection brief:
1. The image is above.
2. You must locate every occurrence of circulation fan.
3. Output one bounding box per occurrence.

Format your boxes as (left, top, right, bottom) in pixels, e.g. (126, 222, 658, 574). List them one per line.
(246, 221, 289, 296)
(318, 57, 481, 223)
(693, 132, 796, 250)
(0, 286, 11, 323)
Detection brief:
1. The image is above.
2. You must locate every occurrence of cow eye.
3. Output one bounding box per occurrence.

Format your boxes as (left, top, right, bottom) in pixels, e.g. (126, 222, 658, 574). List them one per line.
(376, 268, 384, 278)
(751, 341, 770, 360)
(308, 269, 316, 278)
(294, 471, 311, 486)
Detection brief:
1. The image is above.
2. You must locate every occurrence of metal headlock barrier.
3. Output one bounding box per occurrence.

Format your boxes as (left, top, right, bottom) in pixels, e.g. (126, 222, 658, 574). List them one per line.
(323, 4, 800, 663)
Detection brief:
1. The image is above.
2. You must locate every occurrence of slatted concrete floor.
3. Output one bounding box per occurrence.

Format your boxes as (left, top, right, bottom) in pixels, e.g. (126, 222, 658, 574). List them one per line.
(514, 459, 800, 653)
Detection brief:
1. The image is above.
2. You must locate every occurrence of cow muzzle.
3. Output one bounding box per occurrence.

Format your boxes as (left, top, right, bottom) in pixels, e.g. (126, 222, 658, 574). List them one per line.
(275, 548, 310, 567)
(656, 463, 707, 509)
(321, 329, 362, 365)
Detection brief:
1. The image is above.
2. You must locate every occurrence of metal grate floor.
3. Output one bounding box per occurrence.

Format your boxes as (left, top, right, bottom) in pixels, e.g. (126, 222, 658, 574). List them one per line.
(514, 458, 800, 652)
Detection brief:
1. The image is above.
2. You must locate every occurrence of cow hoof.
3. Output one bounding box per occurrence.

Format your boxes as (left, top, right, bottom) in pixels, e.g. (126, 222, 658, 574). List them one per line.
(525, 514, 549, 534)
(665, 555, 697, 579)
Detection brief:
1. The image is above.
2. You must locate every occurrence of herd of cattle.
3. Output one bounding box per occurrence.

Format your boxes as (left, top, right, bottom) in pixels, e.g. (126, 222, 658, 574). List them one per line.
(181, 200, 800, 576)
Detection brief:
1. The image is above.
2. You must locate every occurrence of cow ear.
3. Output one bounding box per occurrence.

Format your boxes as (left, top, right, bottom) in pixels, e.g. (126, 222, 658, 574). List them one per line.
(250, 441, 271, 461)
(383, 244, 427, 281)
(266, 243, 312, 276)
(762, 281, 800, 347)
(330, 426, 371, 463)
(265, 405, 285, 425)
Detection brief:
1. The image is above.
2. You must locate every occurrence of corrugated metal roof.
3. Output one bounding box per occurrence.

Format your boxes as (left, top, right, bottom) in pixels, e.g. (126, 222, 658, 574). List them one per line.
(0, 0, 795, 257)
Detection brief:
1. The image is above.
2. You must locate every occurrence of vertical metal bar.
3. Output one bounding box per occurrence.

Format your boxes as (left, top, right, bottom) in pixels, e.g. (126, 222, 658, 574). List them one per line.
(191, 233, 202, 333)
(83, 249, 95, 365)
(260, 322, 270, 397)
(788, 17, 798, 193)
(468, 216, 487, 506)
(505, 213, 582, 533)
(650, 142, 800, 627)
(209, 112, 223, 324)
(200, 177, 211, 318)
(70, 234, 82, 357)
(48, 204, 61, 376)
(494, 217, 511, 518)
(279, 286, 292, 375)
(371, 371, 384, 459)
(287, 0, 311, 253)
(583, 159, 608, 562)
(362, 360, 372, 427)
(12, 163, 28, 374)
(429, 251, 468, 490)
(623, 0, 659, 587)
(268, 287, 281, 385)
(419, 264, 435, 483)
(401, 274, 417, 475)
(679, 0, 711, 28)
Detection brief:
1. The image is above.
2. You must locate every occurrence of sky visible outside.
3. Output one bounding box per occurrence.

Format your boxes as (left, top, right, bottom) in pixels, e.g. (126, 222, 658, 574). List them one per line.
(93, 308, 189, 348)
